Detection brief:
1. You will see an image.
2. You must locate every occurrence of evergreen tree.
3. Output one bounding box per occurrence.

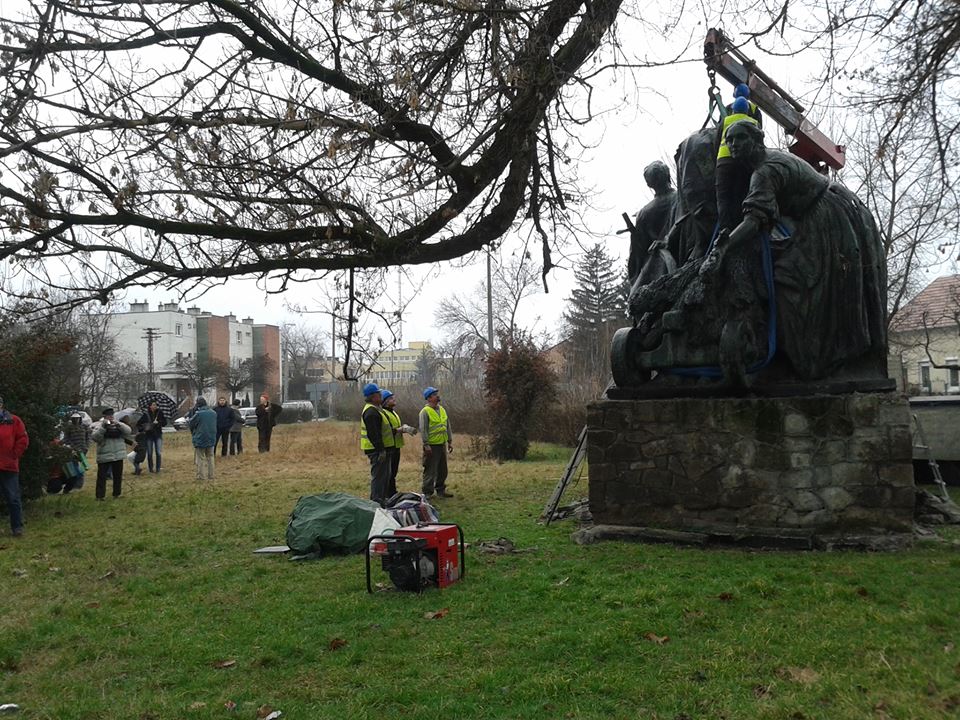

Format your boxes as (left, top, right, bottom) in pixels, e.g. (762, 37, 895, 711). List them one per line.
(562, 244, 628, 383)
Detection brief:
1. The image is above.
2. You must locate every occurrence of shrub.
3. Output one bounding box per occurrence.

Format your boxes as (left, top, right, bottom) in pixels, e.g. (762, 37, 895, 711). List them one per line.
(484, 334, 556, 461)
(0, 311, 77, 501)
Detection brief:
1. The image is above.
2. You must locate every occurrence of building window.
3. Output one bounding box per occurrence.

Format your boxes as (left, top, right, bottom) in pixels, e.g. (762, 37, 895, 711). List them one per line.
(175, 352, 183, 367)
(175, 323, 183, 336)
(948, 358, 959, 390)
(237, 330, 242, 344)
(919, 362, 931, 393)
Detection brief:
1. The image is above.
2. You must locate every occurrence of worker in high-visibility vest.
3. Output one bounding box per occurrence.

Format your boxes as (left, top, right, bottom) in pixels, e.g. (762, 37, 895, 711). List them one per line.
(359, 382, 394, 506)
(380, 389, 417, 500)
(715, 95, 760, 232)
(419, 386, 453, 498)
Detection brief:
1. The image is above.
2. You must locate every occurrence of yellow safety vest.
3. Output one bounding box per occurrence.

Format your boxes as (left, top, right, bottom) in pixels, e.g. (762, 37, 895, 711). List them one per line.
(360, 403, 395, 451)
(383, 408, 403, 448)
(423, 405, 448, 445)
(717, 112, 759, 160)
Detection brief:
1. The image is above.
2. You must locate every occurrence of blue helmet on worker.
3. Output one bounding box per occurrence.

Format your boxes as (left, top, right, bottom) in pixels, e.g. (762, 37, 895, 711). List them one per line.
(423, 386, 439, 400)
(362, 382, 381, 398)
(381, 389, 394, 401)
(731, 96, 750, 115)
(734, 83, 750, 99)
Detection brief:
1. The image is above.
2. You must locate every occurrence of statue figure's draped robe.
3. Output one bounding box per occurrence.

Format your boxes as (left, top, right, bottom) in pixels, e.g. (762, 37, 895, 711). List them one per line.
(742, 151, 887, 380)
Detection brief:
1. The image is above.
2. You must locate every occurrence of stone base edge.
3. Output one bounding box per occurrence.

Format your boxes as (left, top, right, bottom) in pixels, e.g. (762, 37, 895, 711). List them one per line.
(570, 523, 917, 551)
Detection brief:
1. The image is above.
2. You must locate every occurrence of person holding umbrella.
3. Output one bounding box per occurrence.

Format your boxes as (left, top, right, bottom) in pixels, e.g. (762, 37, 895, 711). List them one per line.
(136, 400, 166, 473)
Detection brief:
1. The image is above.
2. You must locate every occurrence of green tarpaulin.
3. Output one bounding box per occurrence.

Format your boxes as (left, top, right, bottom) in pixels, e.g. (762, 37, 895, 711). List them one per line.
(285, 492, 380, 555)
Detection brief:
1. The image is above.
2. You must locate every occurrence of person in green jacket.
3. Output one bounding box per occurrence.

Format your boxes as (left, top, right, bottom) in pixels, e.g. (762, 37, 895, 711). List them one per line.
(188, 397, 218, 481)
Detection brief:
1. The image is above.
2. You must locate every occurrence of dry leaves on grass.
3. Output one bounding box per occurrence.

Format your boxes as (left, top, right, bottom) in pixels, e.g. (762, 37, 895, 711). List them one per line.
(753, 684, 772, 700)
(642, 632, 670, 645)
(717, 592, 734, 602)
(187, 702, 206, 710)
(328, 638, 347, 651)
(776, 666, 821, 684)
(223, 700, 237, 711)
(424, 608, 450, 620)
(213, 659, 237, 669)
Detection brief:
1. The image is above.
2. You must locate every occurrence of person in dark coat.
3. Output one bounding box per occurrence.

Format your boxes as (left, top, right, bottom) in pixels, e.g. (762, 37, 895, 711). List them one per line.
(255, 393, 282, 453)
(0, 395, 29, 536)
(60, 412, 91, 490)
(137, 401, 166, 472)
(228, 398, 244, 455)
(213, 397, 234, 457)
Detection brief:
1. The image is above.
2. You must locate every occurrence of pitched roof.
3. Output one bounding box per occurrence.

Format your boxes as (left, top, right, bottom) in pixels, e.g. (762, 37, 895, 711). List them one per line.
(891, 275, 960, 332)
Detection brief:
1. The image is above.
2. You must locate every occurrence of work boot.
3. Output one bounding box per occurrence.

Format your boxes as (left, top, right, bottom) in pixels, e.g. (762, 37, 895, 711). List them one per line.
(436, 489, 454, 498)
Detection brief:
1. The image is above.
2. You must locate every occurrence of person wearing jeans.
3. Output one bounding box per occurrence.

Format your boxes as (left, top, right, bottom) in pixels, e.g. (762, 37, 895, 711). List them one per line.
(188, 397, 217, 480)
(91, 408, 133, 500)
(0, 395, 29, 536)
(137, 402, 166, 472)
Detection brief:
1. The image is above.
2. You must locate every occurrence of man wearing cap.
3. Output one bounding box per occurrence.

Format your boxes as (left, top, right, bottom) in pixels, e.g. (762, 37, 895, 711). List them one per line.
(419, 387, 453, 498)
(360, 383, 394, 506)
(0, 395, 29, 536)
(91, 407, 133, 500)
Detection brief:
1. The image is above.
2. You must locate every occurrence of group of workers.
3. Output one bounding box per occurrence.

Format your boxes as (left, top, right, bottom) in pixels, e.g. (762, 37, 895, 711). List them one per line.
(360, 383, 453, 506)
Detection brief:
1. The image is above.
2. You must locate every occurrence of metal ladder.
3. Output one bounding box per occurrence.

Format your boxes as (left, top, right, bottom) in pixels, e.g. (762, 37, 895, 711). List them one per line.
(912, 412, 949, 501)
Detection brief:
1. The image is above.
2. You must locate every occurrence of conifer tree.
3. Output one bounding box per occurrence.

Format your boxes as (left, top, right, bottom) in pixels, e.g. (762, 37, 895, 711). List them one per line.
(562, 244, 628, 382)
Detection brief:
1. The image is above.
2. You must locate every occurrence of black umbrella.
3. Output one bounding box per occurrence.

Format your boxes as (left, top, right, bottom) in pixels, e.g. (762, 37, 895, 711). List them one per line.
(137, 390, 178, 418)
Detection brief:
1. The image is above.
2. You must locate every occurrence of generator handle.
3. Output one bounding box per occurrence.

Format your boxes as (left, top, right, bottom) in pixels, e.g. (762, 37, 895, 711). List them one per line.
(413, 522, 465, 581)
(365, 534, 420, 594)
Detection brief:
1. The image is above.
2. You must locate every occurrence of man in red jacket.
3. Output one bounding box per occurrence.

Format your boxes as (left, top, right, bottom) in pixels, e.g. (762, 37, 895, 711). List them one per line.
(0, 395, 29, 537)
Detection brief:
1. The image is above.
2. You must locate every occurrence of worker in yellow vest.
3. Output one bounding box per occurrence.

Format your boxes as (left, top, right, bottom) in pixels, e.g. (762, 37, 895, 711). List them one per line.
(359, 382, 394, 506)
(419, 386, 453, 498)
(715, 94, 761, 232)
(380, 389, 417, 500)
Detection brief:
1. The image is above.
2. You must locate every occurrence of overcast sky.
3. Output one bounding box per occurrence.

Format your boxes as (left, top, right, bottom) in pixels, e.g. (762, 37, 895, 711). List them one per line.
(85, 14, 957, 355)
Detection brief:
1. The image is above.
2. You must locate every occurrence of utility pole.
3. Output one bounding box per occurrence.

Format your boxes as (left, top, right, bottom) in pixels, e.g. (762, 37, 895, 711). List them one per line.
(142, 327, 160, 389)
(486, 247, 494, 351)
(329, 311, 336, 418)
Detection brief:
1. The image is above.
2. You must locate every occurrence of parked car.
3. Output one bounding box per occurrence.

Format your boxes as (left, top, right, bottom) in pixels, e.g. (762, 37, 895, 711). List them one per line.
(238, 407, 258, 427)
(172, 416, 189, 431)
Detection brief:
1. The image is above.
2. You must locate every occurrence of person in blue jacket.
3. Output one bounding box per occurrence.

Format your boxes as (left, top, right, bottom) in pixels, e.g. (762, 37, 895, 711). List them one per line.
(188, 397, 218, 480)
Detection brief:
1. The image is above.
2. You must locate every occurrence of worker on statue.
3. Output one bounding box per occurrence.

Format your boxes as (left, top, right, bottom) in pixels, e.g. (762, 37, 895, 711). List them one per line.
(715, 95, 759, 232)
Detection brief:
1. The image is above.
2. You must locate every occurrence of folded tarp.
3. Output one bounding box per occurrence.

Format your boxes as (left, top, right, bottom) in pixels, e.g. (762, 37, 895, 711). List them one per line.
(285, 492, 381, 555)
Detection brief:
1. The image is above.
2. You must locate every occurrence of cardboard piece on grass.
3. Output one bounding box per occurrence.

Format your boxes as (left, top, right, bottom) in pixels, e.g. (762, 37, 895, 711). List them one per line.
(253, 545, 291, 554)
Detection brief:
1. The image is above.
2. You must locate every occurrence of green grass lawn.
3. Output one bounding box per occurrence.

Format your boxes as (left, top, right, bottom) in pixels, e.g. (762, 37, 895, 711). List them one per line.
(2, 422, 959, 719)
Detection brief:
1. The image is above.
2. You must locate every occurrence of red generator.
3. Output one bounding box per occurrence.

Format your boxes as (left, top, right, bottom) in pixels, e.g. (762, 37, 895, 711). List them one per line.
(366, 523, 464, 593)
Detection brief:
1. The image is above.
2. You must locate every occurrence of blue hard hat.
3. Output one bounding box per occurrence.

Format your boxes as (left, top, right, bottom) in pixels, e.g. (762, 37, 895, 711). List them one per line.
(734, 83, 750, 98)
(362, 382, 381, 397)
(422, 386, 439, 400)
(732, 96, 750, 114)
(381, 389, 394, 401)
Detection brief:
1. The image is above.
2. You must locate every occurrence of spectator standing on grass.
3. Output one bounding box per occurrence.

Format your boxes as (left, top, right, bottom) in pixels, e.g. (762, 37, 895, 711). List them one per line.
(228, 398, 244, 455)
(188, 397, 217, 481)
(137, 401, 166, 472)
(255, 393, 282, 453)
(360, 383, 394, 506)
(60, 412, 91, 490)
(419, 387, 454, 498)
(0, 395, 29, 536)
(91, 408, 132, 500)
(213, 396, 234, 457)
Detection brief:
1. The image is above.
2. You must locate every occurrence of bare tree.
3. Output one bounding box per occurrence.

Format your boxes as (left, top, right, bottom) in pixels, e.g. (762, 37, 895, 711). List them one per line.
(284, 324, 329, 398)
(220, 356, 277, 402)
(0, 0, 625, 308)
(168, 355, 226, 399)
(434, 246, 542, 351)
(847, 112, 960, 322)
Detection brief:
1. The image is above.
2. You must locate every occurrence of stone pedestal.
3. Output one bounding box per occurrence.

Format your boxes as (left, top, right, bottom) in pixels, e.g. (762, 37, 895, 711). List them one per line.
(587, 393, 914, 537)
